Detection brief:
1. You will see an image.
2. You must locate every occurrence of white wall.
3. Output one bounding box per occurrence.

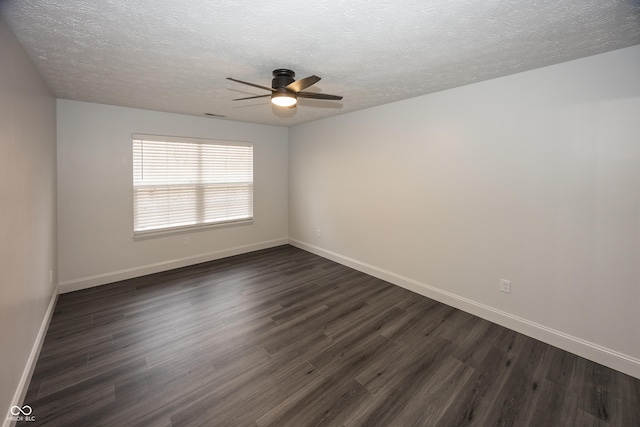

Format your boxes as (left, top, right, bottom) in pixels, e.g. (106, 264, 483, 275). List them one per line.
(289, 45, 640, 378)
(57, 100, 288, 291)
(0, 16, 57, 421)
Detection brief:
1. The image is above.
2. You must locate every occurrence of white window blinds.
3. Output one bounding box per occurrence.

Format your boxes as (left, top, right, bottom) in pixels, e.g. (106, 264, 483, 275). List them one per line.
(133, 134, 253, 237)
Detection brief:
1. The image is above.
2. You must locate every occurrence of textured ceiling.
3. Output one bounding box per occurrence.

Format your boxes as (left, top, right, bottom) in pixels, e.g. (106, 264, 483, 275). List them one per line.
(1, 0, 639, 127)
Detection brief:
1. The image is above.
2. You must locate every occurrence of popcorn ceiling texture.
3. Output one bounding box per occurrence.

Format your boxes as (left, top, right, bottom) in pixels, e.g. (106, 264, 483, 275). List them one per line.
(1, 0, 639, 126)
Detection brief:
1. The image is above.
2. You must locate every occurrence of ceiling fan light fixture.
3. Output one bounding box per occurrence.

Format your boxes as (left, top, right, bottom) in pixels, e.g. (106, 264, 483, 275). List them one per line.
(271, 92, 297, 107)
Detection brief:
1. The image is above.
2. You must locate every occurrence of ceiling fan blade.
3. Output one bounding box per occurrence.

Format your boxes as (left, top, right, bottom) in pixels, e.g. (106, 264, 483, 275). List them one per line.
(297, 91, 343, 101)
(232, 94, 272, 101)
(227, 77, 275, 92)
(286, 75, 321, 93)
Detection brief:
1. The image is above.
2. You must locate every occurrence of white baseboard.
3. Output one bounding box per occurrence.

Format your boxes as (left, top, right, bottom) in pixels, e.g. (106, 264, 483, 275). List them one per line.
(58, 238, 289, 293)
(289, 238, 640, 380)
(4, 286, 59, 427)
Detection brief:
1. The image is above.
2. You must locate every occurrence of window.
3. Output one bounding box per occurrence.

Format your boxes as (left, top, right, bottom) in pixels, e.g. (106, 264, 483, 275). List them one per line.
(133, 134, 253, 237)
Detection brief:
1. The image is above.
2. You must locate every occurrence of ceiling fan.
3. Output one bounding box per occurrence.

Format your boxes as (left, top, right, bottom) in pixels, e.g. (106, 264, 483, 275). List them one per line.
(227, 69, 343, 108)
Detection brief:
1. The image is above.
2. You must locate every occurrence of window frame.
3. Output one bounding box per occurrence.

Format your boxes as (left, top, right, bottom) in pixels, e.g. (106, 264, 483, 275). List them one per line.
(132, 133, 254, 239)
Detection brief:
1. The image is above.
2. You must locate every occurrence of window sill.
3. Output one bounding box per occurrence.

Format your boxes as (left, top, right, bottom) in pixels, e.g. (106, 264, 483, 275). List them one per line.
(133, 218, 253, 240)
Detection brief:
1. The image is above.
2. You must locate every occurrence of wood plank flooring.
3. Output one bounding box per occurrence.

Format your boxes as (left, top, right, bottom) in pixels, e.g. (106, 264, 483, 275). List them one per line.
(19, 245, 640, 426)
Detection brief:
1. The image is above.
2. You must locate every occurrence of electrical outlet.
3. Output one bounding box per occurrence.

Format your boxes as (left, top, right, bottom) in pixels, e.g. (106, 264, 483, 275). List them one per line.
(500, 279, 511, 294)
(316, 229, 321, 238)
(184, 236, 191, 246)
(49, 270, 53, 284)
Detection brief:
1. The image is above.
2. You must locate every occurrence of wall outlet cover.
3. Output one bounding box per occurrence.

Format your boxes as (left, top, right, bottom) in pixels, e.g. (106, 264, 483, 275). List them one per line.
(500, 279, 511, 294)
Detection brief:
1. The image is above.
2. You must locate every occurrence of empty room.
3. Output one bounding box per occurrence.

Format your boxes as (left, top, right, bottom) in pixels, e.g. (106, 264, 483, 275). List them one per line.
(1, 1, 639, 426)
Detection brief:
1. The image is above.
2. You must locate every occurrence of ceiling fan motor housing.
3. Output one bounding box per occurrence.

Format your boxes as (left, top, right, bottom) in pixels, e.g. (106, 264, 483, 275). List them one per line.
(272, 69, 296, 89)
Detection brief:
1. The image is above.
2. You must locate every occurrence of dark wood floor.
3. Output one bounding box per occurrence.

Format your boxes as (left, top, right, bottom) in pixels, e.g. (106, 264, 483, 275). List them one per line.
(20, 245, 639, 426)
